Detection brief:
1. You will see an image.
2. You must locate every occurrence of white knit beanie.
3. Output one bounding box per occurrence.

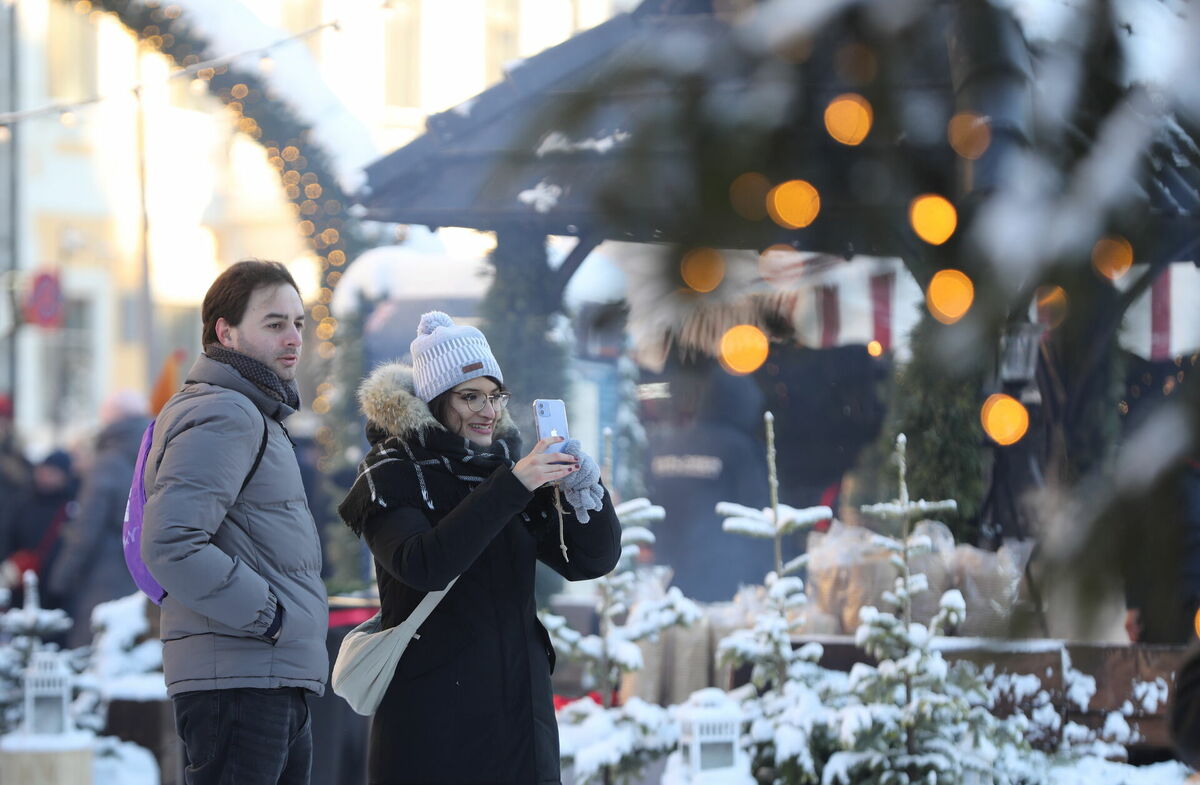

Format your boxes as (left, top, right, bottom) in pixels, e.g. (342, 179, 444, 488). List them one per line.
(410, 311, 504, 402)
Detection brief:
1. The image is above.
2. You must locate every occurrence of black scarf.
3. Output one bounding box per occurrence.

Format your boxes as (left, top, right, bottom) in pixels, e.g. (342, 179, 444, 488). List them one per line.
(204, 344, 301, 410)
(339, 425, 523, 537)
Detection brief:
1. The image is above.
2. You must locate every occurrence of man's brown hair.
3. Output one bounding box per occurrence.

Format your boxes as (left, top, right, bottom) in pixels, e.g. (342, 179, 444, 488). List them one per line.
(201, 260, 301, 347)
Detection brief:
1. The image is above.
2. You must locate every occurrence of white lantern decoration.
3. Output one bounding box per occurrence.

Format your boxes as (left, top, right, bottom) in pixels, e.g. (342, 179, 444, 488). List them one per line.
(677, 688, 753, 785)
(22, 650, 73, 735)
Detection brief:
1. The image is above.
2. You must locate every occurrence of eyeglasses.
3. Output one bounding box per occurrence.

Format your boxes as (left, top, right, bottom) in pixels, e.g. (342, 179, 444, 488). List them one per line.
(457, 391, 511, 413)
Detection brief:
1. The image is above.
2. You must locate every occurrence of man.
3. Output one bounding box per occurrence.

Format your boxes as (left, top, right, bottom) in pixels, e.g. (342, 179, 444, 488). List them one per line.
(50, 392, 149, 647)
(142, 260, 328, 785)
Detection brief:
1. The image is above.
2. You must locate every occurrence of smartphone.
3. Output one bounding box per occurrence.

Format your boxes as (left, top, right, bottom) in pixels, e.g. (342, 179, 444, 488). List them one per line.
(532, 399, 570, 454)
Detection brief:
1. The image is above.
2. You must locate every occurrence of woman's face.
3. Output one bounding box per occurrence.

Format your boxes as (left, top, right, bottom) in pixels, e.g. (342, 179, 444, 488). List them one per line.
(446, 378, 503, 448)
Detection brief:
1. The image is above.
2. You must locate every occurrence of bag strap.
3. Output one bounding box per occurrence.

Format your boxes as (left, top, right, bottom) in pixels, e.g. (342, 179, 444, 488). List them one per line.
(180, 379, 270, 498)
(406, 575, 460, 630)
(239, 411, 269, 496)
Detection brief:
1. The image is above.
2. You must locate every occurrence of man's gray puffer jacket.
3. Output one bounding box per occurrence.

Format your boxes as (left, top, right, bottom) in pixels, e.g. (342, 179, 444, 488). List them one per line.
(142, 354, 328, 697)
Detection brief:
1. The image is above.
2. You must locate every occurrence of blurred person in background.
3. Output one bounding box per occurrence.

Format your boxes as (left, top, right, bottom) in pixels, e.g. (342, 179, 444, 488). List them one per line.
(1, 449, 78, 610)
(0, 394, 32, 564)
(49, 390, 150, 647)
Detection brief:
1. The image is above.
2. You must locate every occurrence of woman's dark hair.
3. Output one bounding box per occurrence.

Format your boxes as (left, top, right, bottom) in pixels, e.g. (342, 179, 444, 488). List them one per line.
(428, 377, 505, 433)
(201, 259, 301, 347)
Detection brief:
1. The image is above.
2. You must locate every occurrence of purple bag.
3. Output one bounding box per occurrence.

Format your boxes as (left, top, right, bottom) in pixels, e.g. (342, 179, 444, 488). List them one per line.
(123, 421, 166, 604)
(122, 412, 268, 606)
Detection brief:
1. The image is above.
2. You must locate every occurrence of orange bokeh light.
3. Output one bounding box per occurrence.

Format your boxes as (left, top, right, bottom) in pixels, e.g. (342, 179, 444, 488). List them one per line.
(680, 248, 726, 293)
(1092, 235, 1134, 280)
(909, 194, 958, 246)
(981, 393, 1030, 446)
(719, 325, 770, 375)
(767, 180, 821, 229)
(926, 269, 974, 324)
(824, 93, 873, 146)
(947, 112, 991, 160)
(867, 340, 883, 357)
(1036, 285, 1069, 328)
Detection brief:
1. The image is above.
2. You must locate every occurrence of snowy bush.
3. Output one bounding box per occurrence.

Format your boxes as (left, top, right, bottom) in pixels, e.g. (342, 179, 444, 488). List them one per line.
(558, 696, 678, 785)
(547, 496, 701, 783)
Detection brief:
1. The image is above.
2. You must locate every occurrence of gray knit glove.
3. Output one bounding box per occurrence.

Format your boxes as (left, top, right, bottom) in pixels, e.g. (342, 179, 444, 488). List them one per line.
(559, 439, 604, 523)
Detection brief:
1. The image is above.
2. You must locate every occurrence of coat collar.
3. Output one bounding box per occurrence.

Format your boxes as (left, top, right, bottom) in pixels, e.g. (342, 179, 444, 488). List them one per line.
(185, 354, 297, 420)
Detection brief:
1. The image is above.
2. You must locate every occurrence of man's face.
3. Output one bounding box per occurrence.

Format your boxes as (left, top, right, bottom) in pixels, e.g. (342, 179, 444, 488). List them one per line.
(217, 283, 305, 382)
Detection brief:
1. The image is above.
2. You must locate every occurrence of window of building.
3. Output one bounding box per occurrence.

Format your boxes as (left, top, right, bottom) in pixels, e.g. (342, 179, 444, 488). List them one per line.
(282, 0, 323, 60)
(384, 0, 421, 108)
(46, 1, 98, 102)
(484, 0, 520, 85)
(42, 297, 95, 427)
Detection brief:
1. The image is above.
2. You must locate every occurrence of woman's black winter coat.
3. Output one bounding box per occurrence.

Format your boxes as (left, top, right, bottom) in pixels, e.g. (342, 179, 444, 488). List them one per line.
(340, 363, 621, 785)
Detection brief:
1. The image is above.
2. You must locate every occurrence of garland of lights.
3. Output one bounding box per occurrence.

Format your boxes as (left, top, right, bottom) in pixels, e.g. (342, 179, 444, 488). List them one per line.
(58, 0, 369, 365)
(49, 0, 379, 460)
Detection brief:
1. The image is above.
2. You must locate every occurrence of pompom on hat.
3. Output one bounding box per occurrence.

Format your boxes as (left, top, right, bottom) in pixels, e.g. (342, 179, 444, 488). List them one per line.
(410, 311, 504, 402)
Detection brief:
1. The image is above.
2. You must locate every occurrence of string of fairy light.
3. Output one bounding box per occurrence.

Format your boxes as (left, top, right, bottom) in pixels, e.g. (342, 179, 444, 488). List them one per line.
(0, 0, 409, 400)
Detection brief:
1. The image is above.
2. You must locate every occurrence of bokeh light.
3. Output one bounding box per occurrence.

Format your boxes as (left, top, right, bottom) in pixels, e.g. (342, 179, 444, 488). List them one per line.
(719, 325, 770, 375)
(680, 248, 725, 293)
(767, 180, 820, 229)
(1092, 235, 1134, 280)
(1036, 285, 1069, 328)
(867, 340, 883, 357)
(947, 112, 991, 160)
(729, 172, 771, 221)
(909, 194, 957, 245)
(824, 93, 873, 146)
(926, 269, 974, 324)
(981, 393, 1030, 446)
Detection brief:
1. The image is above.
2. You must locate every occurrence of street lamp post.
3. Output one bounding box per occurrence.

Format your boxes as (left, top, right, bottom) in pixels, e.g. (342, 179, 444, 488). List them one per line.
(2, 0, 19, 408)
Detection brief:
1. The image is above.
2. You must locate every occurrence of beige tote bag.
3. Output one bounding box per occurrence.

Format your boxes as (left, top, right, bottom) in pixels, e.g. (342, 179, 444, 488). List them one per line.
(332, 576, 459, 716)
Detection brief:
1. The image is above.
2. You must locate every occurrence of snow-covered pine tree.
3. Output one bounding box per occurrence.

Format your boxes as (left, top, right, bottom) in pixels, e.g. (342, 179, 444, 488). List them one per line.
(822, 434, 1038, 785)
(544, 496, 702, 784)
(713, 411, 844, 784)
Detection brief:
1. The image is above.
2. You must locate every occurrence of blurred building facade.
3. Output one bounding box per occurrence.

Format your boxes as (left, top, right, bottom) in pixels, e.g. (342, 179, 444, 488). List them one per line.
(0, 0, 617, 455)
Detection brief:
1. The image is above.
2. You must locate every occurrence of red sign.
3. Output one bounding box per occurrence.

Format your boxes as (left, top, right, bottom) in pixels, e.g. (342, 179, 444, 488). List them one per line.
(23, 271, 64, 328)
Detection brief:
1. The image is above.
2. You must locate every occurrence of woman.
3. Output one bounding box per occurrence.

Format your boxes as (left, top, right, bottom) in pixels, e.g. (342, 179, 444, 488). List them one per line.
(339, 311, 621, 785)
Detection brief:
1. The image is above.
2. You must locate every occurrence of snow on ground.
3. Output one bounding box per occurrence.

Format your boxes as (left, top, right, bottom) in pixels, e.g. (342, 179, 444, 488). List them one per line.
(1046, 758, 1192, 785)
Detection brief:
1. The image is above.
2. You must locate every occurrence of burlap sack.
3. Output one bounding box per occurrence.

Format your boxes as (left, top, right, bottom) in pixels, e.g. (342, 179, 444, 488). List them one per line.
(618, 633, 667, 705)
(666, 617, 714, 705)
(796, 609, 841, 635)
(807, 521, 901, 634)
(955, 541, 1032, 637)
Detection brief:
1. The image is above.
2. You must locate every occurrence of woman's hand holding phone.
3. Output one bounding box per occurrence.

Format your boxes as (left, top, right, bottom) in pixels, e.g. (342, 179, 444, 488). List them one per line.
(513, 437, 579, 491)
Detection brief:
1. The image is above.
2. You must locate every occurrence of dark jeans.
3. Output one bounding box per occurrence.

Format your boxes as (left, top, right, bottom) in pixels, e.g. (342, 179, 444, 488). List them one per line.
(173, 687, 312, 785)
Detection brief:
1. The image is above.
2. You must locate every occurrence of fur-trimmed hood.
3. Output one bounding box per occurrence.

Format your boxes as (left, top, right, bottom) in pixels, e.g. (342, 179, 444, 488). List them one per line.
(357, 361, 517, 443)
